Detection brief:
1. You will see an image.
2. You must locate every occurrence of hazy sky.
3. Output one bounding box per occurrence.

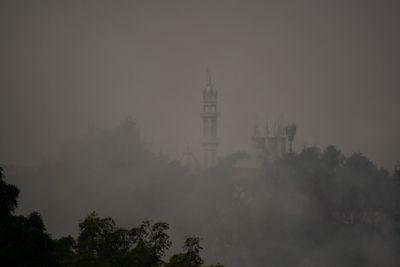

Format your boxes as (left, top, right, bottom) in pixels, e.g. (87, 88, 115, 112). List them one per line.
(0, 0, 399, 169)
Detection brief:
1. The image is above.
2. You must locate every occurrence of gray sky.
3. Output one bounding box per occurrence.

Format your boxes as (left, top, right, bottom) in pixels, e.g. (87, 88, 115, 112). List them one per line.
(0, 0, 399, 169)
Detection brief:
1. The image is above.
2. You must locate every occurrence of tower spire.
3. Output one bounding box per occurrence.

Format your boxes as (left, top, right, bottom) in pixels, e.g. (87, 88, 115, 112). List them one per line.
(206, 67, 213, 86)
(253, 116, 260, 138)
(201, 70, 219, 169)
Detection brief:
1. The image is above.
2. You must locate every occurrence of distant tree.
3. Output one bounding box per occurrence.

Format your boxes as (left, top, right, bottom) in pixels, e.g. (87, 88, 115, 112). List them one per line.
(167, 236, 204, 267)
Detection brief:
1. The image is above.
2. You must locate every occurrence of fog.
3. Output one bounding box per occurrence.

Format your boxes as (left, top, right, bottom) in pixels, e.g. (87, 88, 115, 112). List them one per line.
(1, 1, 400, 266)
(7, 118, 399, 266)
(1, 0, 399, 168)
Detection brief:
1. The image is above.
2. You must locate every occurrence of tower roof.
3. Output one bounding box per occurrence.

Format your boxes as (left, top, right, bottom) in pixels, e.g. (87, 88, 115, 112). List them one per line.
(203, 70, 217, 99)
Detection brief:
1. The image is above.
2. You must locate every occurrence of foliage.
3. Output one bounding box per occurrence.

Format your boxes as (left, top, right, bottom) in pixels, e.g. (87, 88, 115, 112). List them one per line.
(3, 122, 400, 267)
(0, 166, 20, 221)
(57, 213, 219, 267)
(273, 146, 397, 226)
(0, 167, 56, 266)
(167, 236, 204, 267)
(0, 164, 223, 267)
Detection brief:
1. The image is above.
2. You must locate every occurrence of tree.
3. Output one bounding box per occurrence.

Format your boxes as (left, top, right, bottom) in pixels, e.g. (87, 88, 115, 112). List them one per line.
(0, 166, 56, 266)
(123, 220, 171, 267)
(55, 212, 223, 267)
(54, 235, 76, 265)
(63, 214, 175, 267)
(167, 236, 204, 267)
(0, 166, 20, 222)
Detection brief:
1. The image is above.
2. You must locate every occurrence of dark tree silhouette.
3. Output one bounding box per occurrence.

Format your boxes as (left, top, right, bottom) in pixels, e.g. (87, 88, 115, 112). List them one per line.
(0, 166, 56, 266)
(53, 212, 221, 267)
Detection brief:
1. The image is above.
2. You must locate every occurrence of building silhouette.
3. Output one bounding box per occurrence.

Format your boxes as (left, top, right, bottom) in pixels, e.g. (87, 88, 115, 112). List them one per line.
(201, 72, 219, 169)
(197, 72, 296, 170)
(235, 116, 297, 178)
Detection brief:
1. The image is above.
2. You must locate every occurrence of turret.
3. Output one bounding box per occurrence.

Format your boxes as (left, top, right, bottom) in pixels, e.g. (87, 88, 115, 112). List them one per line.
(285, 124, 297, 153)
(251, 120, 266, 158)
(201, 71, 219, 168)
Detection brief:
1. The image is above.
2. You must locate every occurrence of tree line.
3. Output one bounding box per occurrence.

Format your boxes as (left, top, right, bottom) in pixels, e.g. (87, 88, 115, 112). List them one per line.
(4, 119, 400, 266)
(0, 166, 223, 267)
